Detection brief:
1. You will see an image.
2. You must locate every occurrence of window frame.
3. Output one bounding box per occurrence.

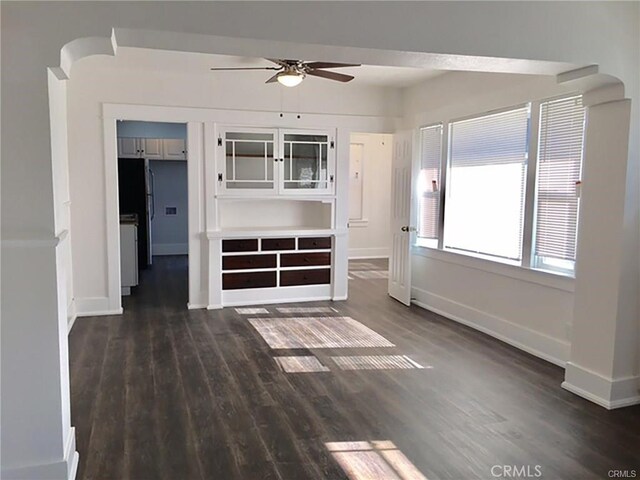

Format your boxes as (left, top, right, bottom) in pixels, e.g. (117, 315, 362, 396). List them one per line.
(415, 123, 445, 249)
(411, 94, 584, 280)
(443, 103, 531, 263)
(530, 94, 586, 276)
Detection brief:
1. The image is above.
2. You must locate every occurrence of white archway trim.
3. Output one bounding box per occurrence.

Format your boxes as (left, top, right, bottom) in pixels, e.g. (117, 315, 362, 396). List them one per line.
(52, 27, 590, 82)
(60, 36, 115, 79)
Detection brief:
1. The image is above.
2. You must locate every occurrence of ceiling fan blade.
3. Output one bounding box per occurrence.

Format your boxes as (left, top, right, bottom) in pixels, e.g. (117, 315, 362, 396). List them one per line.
(265, 58, 290, 67)
(307, 69, 355, 83)
(265, 72, 281, 83)
(210, 67, 280, 71)
(305, 62, 361, 70)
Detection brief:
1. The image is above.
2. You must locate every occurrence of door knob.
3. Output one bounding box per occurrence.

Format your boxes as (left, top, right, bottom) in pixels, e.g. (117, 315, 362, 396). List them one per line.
(401, 226, 416, 232)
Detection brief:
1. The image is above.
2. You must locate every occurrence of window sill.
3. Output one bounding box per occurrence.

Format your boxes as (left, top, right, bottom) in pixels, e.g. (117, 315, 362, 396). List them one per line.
(411, 245, 575, 292)
(348, 219, 369, 228)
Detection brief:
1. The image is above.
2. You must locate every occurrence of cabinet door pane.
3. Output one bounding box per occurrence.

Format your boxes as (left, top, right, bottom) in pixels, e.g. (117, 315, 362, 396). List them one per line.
(283, 134, 329, 190)
(225, 132, 275, 190)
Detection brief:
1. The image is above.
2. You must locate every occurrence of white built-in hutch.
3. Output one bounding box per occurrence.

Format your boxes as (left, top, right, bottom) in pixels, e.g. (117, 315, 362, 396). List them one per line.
(208, 126, 341, 308)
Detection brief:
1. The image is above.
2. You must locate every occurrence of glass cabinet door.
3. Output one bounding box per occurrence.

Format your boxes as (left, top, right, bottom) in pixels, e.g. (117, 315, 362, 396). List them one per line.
(223, 130, 276, 192)
(282, 132, 332, 193)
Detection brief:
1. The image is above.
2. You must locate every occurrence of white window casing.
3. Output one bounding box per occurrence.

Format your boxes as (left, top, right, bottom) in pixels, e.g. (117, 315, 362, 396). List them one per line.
(533, 96, 586, 274)
(444, 106, 531, 261)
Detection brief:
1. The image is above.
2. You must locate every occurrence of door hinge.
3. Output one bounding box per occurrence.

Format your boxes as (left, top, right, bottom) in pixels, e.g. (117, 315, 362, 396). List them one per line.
(217, 137, 222, 147)
(218, 173, 223, 182)
(330, 175, 334, 183)
(330, 140, 335, 149)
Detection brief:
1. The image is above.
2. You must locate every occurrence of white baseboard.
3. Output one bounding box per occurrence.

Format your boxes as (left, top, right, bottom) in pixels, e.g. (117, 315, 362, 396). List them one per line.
(411, 286, 570, 367)
(348, 247, 389, 259)
(220, 285, 332, 307)
(75, 296, 123, 317)
(188, 303, 208, 310)
(153, 242, 188, 255)
(562, 362, 640, 409)
(67, 299, 77, 333)
(1, 427, 78, 480)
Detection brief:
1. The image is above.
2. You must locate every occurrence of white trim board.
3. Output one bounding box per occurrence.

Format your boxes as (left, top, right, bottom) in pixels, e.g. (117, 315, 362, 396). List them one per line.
(74, 296, 123, 318)
(219, 285, 332, 308)
(562, 362, 640, 409)
(411, 286, 570, 367)
(153, 243, 188, 255)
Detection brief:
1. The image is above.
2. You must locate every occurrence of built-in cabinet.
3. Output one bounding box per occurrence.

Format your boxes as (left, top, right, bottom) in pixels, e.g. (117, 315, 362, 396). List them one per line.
(208, 124, 341, 308)
(117, 137, 187, 160)
(218, 127, 335, 195)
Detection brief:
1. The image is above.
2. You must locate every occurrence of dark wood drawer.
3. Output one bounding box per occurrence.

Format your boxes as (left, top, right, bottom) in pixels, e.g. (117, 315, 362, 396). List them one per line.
(223, 271, 276, 290)
(262, 238, 295, 251)
(280, 269, 331, 286)
(222, 239, 258, 253)
(281, 252, 331, 267)
(223, 254, 276, 270)
(298, 237, 332, 250)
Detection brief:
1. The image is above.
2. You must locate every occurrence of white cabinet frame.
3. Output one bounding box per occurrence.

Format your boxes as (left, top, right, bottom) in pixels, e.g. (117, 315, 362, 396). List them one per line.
(216, 126, 336, 196)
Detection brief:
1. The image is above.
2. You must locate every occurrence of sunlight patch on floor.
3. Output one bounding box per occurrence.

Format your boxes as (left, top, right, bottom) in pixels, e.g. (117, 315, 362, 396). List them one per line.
(326, 441, 428, 480)
(350, 270, 389, 280)
(274, 355, 330, 373)
(276, 307, 337, 314)
(331, 355, 427, 371)
(248, 317, 395, 349)
(235, 307, 269, 315)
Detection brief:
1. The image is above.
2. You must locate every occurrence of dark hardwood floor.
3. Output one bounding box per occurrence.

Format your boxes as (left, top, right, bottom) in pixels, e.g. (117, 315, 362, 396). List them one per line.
(69, 256, 640, 480)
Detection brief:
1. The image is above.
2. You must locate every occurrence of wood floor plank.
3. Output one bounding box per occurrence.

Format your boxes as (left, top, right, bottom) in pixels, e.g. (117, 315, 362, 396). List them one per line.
(68, 255, 640, 480)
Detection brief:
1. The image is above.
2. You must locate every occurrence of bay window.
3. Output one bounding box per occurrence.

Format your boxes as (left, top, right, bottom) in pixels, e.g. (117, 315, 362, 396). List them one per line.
(414, 95, 586, 277)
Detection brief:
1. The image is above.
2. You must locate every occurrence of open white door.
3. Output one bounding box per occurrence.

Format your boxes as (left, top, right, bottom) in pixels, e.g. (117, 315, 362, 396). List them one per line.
(388, 131, 414, 306)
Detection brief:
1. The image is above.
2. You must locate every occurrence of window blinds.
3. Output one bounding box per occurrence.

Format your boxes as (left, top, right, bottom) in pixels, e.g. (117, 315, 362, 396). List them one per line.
(444, 107, 530, 260)
(418, 125, 442, 240)
(534, 96, 585, 264)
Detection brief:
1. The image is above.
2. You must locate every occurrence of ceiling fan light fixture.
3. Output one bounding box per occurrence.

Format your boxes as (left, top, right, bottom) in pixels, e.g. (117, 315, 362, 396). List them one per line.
(277, 70, 304, 87)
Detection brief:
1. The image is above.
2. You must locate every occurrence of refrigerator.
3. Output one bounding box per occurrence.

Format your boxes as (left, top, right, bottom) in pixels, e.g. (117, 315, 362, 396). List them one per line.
(118, 158, 154, 269)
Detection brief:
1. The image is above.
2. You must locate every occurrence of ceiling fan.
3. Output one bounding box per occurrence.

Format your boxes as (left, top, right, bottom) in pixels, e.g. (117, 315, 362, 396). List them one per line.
(210, 58, 361, 87)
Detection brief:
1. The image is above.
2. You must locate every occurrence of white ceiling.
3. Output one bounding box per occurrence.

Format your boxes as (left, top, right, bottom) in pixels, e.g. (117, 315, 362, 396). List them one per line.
(109, 48, 446, 88)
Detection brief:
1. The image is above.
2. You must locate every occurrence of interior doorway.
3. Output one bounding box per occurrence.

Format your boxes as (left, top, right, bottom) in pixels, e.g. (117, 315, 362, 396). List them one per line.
(116, 121, 189, 302)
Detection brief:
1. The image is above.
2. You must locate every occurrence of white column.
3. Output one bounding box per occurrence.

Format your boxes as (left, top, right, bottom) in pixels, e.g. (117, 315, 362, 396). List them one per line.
(563, 98, 640, 409)
(0, 70, 78, 479)
(332, 127, 351, 300)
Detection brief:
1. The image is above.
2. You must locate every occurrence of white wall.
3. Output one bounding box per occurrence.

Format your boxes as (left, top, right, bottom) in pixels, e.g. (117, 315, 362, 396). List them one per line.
(67, 56, 397, 309)
(348, 133, 393, 258)
(148, 160, 188, 255)
(404, 71, 606, 365)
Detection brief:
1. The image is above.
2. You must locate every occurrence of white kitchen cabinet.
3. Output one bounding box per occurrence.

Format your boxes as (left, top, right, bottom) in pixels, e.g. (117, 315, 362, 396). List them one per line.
(163, 138, 187, 160)
(117, 137, 187, 160)
(141, 138, 164, 160)
(217, 127, 335, 196)
(118, 138, 141, 158)
(120, 223, 138, 295)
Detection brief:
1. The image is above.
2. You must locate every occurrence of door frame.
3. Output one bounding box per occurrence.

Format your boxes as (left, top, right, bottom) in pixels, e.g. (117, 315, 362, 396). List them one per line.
(103, 110, 204, 312)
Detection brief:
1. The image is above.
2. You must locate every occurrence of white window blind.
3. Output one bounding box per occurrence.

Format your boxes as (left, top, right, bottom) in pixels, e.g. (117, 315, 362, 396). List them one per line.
(417, 125, 442, 242)
(444, 106, 530, 260)
(533, 96, 585, 272)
